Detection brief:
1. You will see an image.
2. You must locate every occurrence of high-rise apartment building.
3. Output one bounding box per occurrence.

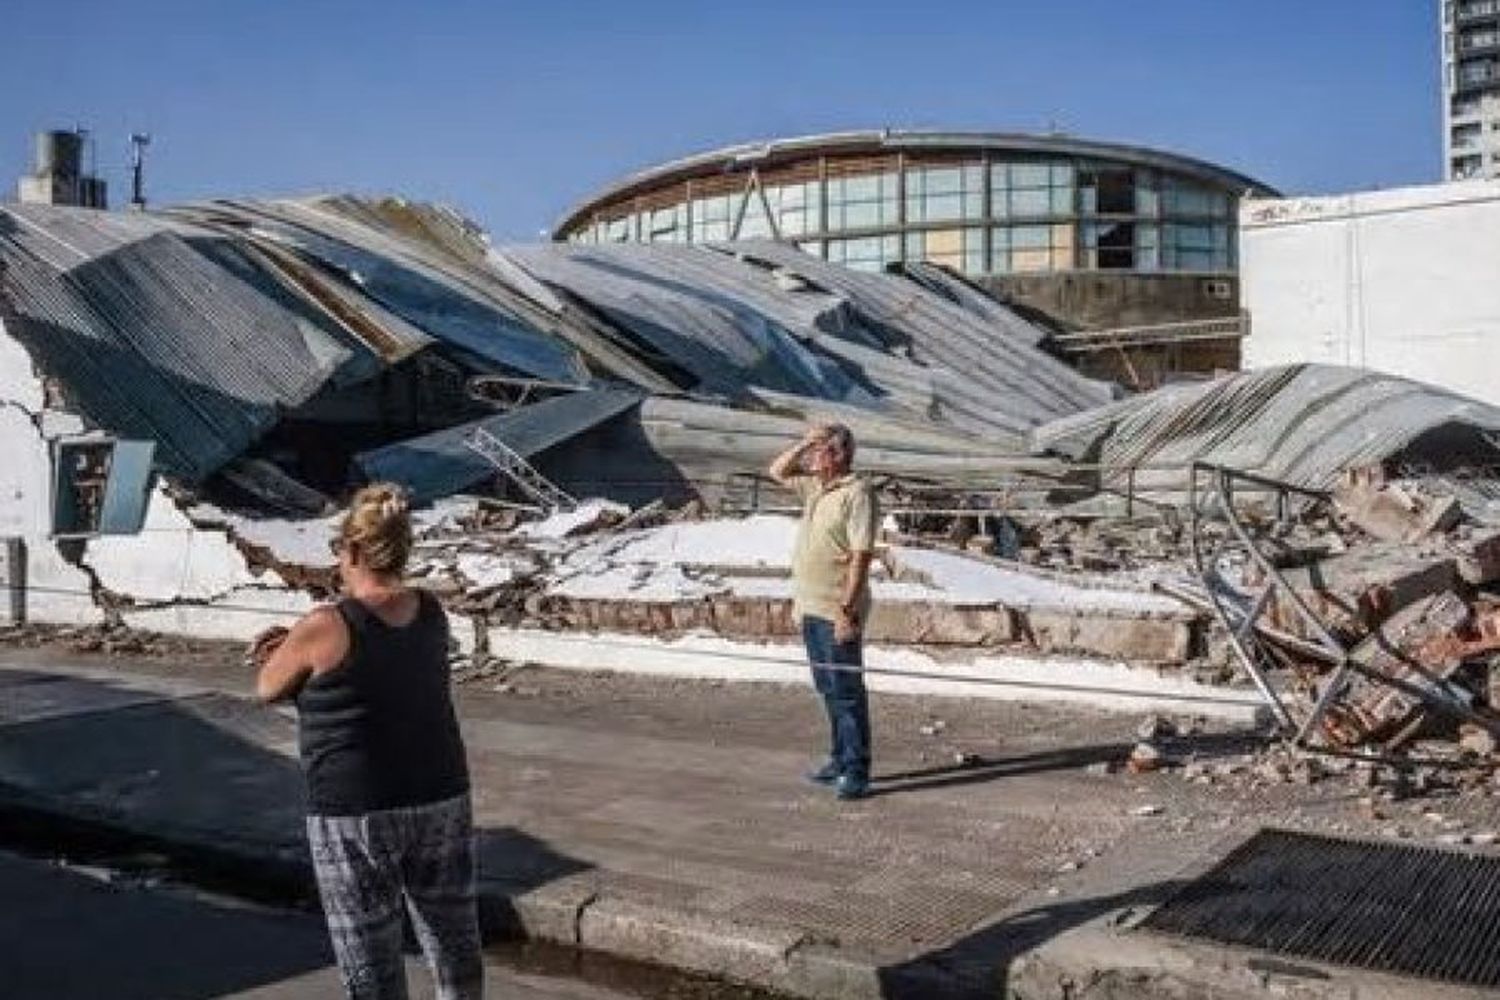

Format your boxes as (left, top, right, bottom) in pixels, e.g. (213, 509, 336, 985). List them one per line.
(1443, 0, 1500, 180)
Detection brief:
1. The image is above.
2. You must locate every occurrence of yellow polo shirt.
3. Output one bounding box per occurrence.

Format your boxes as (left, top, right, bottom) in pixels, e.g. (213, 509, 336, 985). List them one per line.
(790, 473, 880, 623)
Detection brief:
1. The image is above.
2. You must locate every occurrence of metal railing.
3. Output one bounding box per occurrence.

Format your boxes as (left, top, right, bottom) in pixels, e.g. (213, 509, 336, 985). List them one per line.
(1050, 315, 1246, 353)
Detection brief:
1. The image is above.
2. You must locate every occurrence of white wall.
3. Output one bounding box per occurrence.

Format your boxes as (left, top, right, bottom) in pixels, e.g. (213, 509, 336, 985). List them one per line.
(0, 318, 313, 636)
(1241, 179, 1500, 405)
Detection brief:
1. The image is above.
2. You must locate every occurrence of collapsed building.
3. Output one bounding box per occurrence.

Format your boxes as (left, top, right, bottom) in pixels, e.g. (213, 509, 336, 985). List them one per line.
(5, 196, 1500, 758)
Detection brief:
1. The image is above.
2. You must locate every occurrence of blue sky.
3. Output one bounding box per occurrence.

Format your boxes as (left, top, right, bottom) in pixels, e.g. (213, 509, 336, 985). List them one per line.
(0, 0, 1440, 240)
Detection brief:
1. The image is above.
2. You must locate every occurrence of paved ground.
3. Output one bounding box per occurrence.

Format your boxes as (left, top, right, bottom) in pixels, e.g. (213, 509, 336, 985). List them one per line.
(0, 847, 644, 1000)
(4, 646, 1500, 998)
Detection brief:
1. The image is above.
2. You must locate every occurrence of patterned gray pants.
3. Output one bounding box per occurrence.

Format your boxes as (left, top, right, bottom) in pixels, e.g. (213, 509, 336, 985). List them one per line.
(307, 794, 483, 1000)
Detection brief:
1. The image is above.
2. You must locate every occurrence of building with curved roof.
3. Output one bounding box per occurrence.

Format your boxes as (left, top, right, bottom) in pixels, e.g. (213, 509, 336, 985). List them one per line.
(555, 131, 1277, 372)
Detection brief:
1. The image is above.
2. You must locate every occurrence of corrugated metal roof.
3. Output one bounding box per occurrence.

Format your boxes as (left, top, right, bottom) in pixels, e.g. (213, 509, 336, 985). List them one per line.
(494, 241, 1112, 445)
(356, 387, 645, 504)
(1, 196, 1115, 497)
(0, 209, 364, 481)
(710, 241, 1113, 424)
(1032, 364, 1500, 498)
(170, 199, 591, 384)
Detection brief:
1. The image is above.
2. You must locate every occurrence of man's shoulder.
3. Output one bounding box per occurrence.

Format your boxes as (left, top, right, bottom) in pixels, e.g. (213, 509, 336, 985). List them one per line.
(842, 473, 878, 499)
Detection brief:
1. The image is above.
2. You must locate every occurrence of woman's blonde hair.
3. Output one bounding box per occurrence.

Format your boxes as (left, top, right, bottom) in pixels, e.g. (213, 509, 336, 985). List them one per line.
(337, 483, 412, 575)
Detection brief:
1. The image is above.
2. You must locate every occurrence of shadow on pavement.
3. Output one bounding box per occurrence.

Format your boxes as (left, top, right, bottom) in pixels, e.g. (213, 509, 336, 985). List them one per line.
(870, 729, 1270, 799)
(0, 669, 592, 999)
(0, 848, 331, 1000)
(876, 880, 1187, 999)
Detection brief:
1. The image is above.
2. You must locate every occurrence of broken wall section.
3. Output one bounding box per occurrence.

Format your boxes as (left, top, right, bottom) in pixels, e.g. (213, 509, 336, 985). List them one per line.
(0, 319, 315, 638)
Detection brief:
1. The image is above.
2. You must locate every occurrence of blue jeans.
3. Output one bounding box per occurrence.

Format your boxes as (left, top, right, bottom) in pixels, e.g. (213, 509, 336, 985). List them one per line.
(802, 615, 871, 782)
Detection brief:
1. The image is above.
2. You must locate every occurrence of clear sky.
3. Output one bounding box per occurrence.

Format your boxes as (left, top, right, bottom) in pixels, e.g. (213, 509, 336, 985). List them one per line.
(0, 0, 1440, 240)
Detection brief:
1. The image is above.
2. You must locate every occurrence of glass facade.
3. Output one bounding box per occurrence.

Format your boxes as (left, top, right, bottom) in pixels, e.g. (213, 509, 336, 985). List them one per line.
(568, 151, 1242, 276)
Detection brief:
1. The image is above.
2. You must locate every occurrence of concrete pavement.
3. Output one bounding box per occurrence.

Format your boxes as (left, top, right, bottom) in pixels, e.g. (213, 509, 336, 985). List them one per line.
(4, 648, 1500, 998)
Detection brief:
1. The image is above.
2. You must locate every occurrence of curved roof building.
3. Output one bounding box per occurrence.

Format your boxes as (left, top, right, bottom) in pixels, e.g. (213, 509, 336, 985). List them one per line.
(556, 130, 1275, 282)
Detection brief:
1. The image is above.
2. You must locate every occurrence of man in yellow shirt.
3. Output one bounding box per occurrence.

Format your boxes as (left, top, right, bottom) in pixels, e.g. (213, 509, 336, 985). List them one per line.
(768, 424, 880, 800)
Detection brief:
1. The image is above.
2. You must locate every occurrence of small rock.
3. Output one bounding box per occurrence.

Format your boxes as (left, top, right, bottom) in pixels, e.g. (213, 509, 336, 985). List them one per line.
(1136, 715, 1177, 741)
(1460, 724, 1498, 757)
(1437, 832, 1469, 846)
(1472, 831, 1499, 846)
(1057, 861, 1080, 873)
(1046, 886, 1062, 897)
(1130, 804, 1164, 817)
(953, 751, 980, 767)
(1085, 761, 1113, 777)
(1289, 757, 1325, 785)
(1127, 742, 1163, 774)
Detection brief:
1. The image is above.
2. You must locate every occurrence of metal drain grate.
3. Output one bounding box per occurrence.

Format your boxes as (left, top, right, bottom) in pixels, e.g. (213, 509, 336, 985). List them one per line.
(1140, 829, 1500, 988)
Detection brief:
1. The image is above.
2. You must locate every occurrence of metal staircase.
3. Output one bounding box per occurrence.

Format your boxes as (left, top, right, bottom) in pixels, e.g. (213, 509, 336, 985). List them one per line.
(462, 427, 577, 512)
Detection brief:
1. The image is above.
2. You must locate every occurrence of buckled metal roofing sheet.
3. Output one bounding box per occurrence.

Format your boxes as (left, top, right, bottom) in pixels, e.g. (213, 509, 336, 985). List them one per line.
(1032, 364, 1500, 498)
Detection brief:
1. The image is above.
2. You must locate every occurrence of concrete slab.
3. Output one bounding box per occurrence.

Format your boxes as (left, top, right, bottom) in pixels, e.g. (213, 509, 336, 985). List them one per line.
(484, 626, 1265, 721)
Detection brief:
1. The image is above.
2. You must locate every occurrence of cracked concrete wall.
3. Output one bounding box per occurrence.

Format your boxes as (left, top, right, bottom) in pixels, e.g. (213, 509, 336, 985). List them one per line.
(0, 319, 310, 638)
(86, 488, 314, 641)
(0, 323, 100, 625)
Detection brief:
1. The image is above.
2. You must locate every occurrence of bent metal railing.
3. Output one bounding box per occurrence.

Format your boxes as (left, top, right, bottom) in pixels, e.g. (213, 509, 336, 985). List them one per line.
(1188, 462, 1499, 749)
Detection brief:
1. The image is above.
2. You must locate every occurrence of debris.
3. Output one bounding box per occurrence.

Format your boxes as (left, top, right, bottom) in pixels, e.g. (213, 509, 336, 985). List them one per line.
(1135, 714, 1178, 741)
(1459, 724, 1497, 757)
(1126, 742, 1164, 774)
(1322, 592, 1473, 749)
(1334, 466, 1461, 544)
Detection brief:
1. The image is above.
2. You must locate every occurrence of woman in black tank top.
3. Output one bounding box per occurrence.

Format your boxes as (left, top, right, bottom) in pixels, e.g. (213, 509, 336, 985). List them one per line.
(252, 484, 481, 1000)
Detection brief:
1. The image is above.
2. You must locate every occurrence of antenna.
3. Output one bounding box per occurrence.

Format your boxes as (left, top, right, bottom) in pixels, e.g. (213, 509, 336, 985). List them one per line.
(129, 133, 151, 210)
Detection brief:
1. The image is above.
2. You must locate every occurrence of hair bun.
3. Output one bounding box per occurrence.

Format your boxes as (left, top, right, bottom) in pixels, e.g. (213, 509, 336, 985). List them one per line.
(378, 494, 408, 519)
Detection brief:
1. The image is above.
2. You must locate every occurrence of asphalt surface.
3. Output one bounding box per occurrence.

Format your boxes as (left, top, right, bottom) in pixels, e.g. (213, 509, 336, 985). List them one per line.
(0, 846, 668, 1000)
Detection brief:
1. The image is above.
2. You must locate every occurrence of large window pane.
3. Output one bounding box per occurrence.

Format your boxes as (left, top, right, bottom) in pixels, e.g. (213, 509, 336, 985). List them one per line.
(993, 160, 1074, 220)
(1010, 188, 1052, 215)
(906, 165, 983, 224)
(690, 194, 734, 242)
(826, 172, 897, 230)
(1162, 222, 1232, 270)
(604, 215, 632, 242)
(1135, 224, 1160, 271)
(905, 227, 982, 271)
(1161, 179, 1230, 218)
(992, 223, 1072, 273)
(646, 205, 685, 242)
(828, 234, 900, 272)
(765, 181, 821, 237)
(964, 227, 986, 273)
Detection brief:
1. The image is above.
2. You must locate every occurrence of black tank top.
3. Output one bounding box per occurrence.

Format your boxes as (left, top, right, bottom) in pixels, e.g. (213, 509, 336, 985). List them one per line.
(296, 590, 470, 815)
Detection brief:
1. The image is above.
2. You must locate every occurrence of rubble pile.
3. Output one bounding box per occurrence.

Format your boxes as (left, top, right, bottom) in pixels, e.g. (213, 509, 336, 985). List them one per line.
(1183, 464, 1500, 763)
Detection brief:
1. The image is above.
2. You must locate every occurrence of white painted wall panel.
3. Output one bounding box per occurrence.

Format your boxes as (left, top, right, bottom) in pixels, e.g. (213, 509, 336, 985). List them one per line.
(1243, 180, 1500, 405)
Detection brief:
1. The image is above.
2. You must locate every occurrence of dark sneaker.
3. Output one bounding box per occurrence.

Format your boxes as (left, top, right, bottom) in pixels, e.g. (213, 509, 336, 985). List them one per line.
(835, 774, 869, 800)
(805, 760, 840, 786)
